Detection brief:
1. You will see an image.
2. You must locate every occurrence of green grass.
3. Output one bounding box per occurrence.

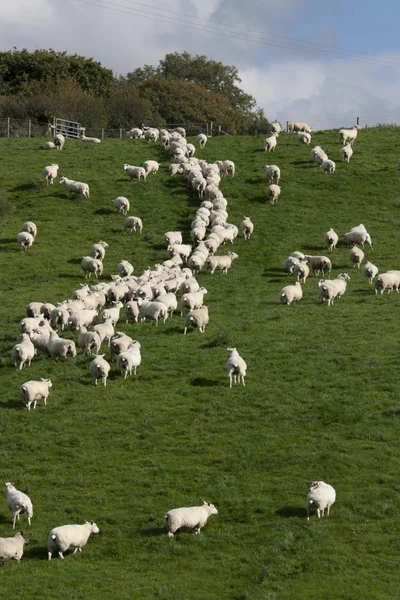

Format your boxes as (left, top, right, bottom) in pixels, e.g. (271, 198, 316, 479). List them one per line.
(1, 129, 400, 599)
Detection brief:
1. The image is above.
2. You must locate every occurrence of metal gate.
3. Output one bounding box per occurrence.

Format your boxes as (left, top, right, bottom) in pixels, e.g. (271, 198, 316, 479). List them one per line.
(54, 118, 82, 139)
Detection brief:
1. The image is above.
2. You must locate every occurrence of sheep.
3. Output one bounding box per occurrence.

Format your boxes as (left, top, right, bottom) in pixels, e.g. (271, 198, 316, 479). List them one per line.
(110, 332, 134, 361)
(19, 316, 44, 334)
(43, 164, 59, 186)
(217, 160, 235, 177)
(77, 326, 101, 355)
(68, 308, 98, 330)
(343, 229, 373, 248)
(362, 261, 379, 284)
(196, 133, 207, 149)
(374, 272, 400, 294)
(206, 252, 238, 275)
(297, 131, 311, 145)
(169, 163, 184, 175)
(116, 260, 133, 278)
(21, 221, 37, 238)
(54, 133, 65, 150)
(40, 302, 56, 320)
(29, 323, 54, 352)
(311, 146, 328, 165)
(117, 341, 141, 378)
(339, 125, 360, 146)
(91, 241, 109, 260)
(27, 302, 44, 318)
(42, 141, 56, 149)
(267, 184, 281, 204)
(0, 531, 29, 563)
(290, 251, 305, 260)
(125, 299, 140, 323)
(237, 216, 254, 241)
(12, 334, 35, 370)
(47, 521, 99, 560)
(165, 501, 218, 537)
(157, 293, 178, 315)
(164, 231, 182, 247)
(81, 134, 101, 143)
(113, 196, 130, 216)
(226, 347, 247, 387)
(264, 164, 280, 184)
(293, 261, 309, 284)
(81, 256, 103, 279)
(127, 127, 143, 139)
(123, 164, 147, 182)
(137, 299, 168, 325)
(101, 302, 124, 326)
(50, 307, 70, 330)
(306, 481, 336, 520)
(90, 355, 110, 386)
(47, 331, 77, 359)
(280, 282, 303, 305)
(183, 306, 209, 334)
(324, 228, 339, 252)
(179, 288, 208, 315)
(270, 121, 282, 134)
(93, 319, 114, 346)
(143, 160, 160, 175)
(318, 273, 350, 306)
(304, 255, 332, 277)
(59, 177, 90, 199)
(349, 246, 364, 269)
(283, 256, 300, 274)
(20, 378, 52, 410)
(288, 122, 311, 133)
(349, 224, 373, 248)
(124, 216, 143, 235)
(168, 243, 192, 262)
(4, 482, 33, 529)
(264, 133, 278, 152)
(144, 128, 159, 142)
(340, 145, 353, 163)
(17, 231, 34, 251)
(186, 143, 196, 158)
(191, 226, 207, 244)
(321, 159, 336, 174)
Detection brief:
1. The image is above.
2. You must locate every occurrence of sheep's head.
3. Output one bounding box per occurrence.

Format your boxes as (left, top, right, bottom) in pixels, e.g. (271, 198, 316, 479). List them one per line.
(203, 501, 218, 515)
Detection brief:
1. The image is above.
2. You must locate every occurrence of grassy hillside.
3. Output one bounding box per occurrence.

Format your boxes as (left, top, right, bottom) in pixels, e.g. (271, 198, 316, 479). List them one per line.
(0, 129, 400, 599)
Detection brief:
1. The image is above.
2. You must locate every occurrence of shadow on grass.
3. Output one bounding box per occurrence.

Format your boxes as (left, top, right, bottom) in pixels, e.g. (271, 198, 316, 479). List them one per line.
(290, 160, 313, 166)
(24, 545, 48, 560)
(67, 258, 82, 264)
(58, 273, 79, 279)
(138, 527, 165, 537)
(0, 400, 22, 410)
(95, 208, 114, 216)
(163, 326, 183, 335)
(190, 377, 222, 387)
(10, 183, 39, 192)
(0, 238, 15, 244)
(276, 506, 307, 518)
(252, 196, 268, 204)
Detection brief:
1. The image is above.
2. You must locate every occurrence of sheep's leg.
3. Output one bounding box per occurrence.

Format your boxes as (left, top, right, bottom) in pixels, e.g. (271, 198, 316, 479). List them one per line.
(48, 552, 52, 561)
(229, 373, 233, 388)
(28, 516, 31, 525)
(327, 505, 331, 517)
(58, 552, 64, 559)
(242, 376, 245, 386)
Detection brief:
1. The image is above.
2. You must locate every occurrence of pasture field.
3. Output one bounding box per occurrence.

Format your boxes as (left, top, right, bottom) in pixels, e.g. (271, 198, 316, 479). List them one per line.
(0, 129, 400, 599)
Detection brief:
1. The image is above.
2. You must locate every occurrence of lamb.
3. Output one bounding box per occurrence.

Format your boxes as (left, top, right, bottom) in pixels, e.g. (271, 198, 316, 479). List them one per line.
(288, 122, 311, 133)
(43, 164, 59, 185)
(54, 133, 65, 150)
(42, 141, 56, 150)
(12, 334, 35, 370)
(20, 379, 52, 410)
(349, 246, 364, 269)
(206, 252, 238, 274)
(311, 146, 328, 165)
(77, 326, 101, 355)
(179, 288, 208, 315)
(81, 135, 101, 143)
(196, 133, 208, 149)
(318, 273, 350, 306)
(143, 160, 160, 175)
(339, 125, 360, 146)
(59, 177, 90, 199)
(270, 121, 282, 134)
(156, 293, 178, 315)
(306, 481, 336, 520)
(137, 299, 168, 325)
(47, 331, 77, 359)
(47, 521, 99, 560)
(264, 164, 280, 184)
(297, 131, 311, 144)
(4, 482, 33, 529)
(183, 306, 209, 334)
(293, 261, 309, 284)
(304, 255, 332, 277)
(324, 228, 339, 252)
(280, 282, 303, 305)
(101, 302, 124, 326)
(93, 319, 114, 346)
(17, 231, 34, 251)
(50, 306, 70, 330)
(362, 261, 379, 284)
(124, 216, 143, 235)
(117, 341, 141, 378)
(81, 256, 103, 279)
(226, 347, 247, 387)
(0, 531, 29, 563)
(340, 145, 353, 162)
(113, 196, 130, 216)
(321, 159, 336, 174)
(218, 160, 235, 177)
(165, 501, 218, 537)
(264, 133, 278, 152)
(91, 241, 109, 260)
(90, 355, 110, 386)
(123, 164, 147, 182)
(374, 272, 400, 294)
(239, 217, 254, 240)
(267, 184, 281, 204)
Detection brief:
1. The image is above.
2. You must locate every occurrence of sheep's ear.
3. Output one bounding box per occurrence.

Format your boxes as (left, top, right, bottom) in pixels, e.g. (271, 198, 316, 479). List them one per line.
(90, 520, 94, 525)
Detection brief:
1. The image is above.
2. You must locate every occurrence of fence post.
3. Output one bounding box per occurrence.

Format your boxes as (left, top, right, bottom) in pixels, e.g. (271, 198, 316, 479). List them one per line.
(7, 117, 10, 138)
(206, 122, 209, 136)
(356, 116, 360, 127)
(53, 116, 56, 135)
(119, 128, 122, 139)
(101, 128, 104, 140)
(218, 125, 221, 136)
(28, 119, 31, 138)
(210, 121, 213, 137)
(286, 121, 289, 132)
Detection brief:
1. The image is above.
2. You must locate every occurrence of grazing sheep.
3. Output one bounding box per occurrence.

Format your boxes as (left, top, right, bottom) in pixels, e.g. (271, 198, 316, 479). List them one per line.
(47, 521, 99, 560)
(12, 334, 35, 370)
(68, 309, 99, 331)
(21, 221, 37, 238)
(0, 531, 29, 563)
(165, 501, 218, 537)
(304, 255, 332, 277)
(343, 229, 372, 248)
(169, 163, 184, 175)
(318, 273, 350, 306)
(340, 145, 353, 163)
(280, 282, 303, 305)
(17, 231, 34, 251)
(293, 261, 309, 284)
(196, 133, 207, 149)
(288, 122, 311, 133)
(362, 261, 379, 284)
(77, 326, 101, 355)
(101, 302, 124, 327)
(127, 127, 143, 139)
(81, 256, 103, 279)
(267, 184, 281, 204)
(349, 246, 364, 269)
(206, 252, 238, 274)
(324, 228, 339, 252)
(297, 131, 311, 144)
(90, 241, 109, 260)
(43, 164, 59, 185)
(124, 216, 143, 235)
(90, 355, 110, 386)
(27, 302, 44, 318)
(123, 164, 147, 182)
(375, 272, 400, 294)
(81, 135, 101, 143)
(42, 141, 56, 150)
(168, 243, 192, 262)
(117, 341, 141, 378)
(311, 146, 327, 165)
(20, 379, 52, 410)
(50, 307, 70, 331)
(264, 133, 278, 152)
(4, 482, 33, 529)
(321, 159, 336, 174)
(283, 256, 300, 274)
(54, 133, 65, 150)
(183, 306, 209, 334)
(47, 331, 76, 359)
(264, 164, 280, 184)
(113, 196, 130, 216)
(143, 160, 160, 175)
(226, 347, 247, 387)
(59, 177, 90, 199)
(307, 481, 336, 520)
(179, 288, 208, 315)
(137, 299, 168, 325)
(339, 125, 360, 146)
(239, 216, 254, 240)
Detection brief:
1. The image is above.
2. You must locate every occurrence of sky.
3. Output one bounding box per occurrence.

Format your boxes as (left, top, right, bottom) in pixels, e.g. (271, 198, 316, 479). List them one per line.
(1, 0, 400, 128)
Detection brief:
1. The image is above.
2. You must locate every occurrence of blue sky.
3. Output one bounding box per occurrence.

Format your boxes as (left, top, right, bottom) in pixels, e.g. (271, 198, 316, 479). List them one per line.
(1, 0, 400, 128)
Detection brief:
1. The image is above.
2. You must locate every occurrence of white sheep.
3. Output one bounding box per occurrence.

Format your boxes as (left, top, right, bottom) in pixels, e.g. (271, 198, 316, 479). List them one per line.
(0, 531, 29, 563)
(283, 256, 300, 273)
(19, 316, 44, 334)
(137, 299, 168, 325)
(21, 222, 37, 239)
(179, 288, 208, 315)
(42, 141, 56, 150)
(17, 231, 34, 251)
(239, 216, 254, 240)
(93, 319, 114, 346)
(349, 246, 364, 269)
(375, 272, 400, 294)
(270, 121, 282, 134)
(340, 145, 353, 163)
(81, 256, 103, 279)
(321, 159, 336, 174)
(91, 241, 109, 261)
(50, 307, 70, 330)
(165, 501, 218, 537)
(110, 332, 134, 361)
(226, 347, 247, 387)
(362, 261, 379, 284)
(144, 128, 159, 142)
(77, 326, 101, 355)
(101, 302, 123, 326)
(43, 164, 59, 186)
(343, 229, 372, 248)
(288, 122, 311, 133)
(47, 331, 77, 359)
(90, 355, 110, 386)
(206, 252, 238, 274)
(183, 306, 209, 334)
(123, 164, 147, 182)
(12, 334, 35, 370)
(127, 127, 143, 139)
(156, 293, 178, 315)
(168, 243, 192, 262)
(113, 196, 130, 216)
(143, 160, 160, 175)
(20, 378, 52, 410)
(124, 216, 143, 235)
(4, 482, 33, 529)
(196, 133, 208, 149)
(47, 521, 99, 560)
(339, 125, 360, 145)
(311, 146, 328, 165)
(59, 177, 90, 199)
(29, 324, 54, 352)
(324, 229, 339, 252)
(26, 302, 44, 318)
(297, 131, 311, 145)
(117, 341, 141, 378)
(164, 231, 183, 247)
(264, 133, 278, 152)
(293, 261, 309, 284)
(54, 133, 65, 150)
(81, 134, 101, 143)
(169, 163, 184, 175)
(304, 255, 332, 277)
(267, 184, 281, 204)
(318, 273, 350, 306)
(264, 164, 280, 184)
(280, 282, 303, 305)
(307, 481, 336, 520)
